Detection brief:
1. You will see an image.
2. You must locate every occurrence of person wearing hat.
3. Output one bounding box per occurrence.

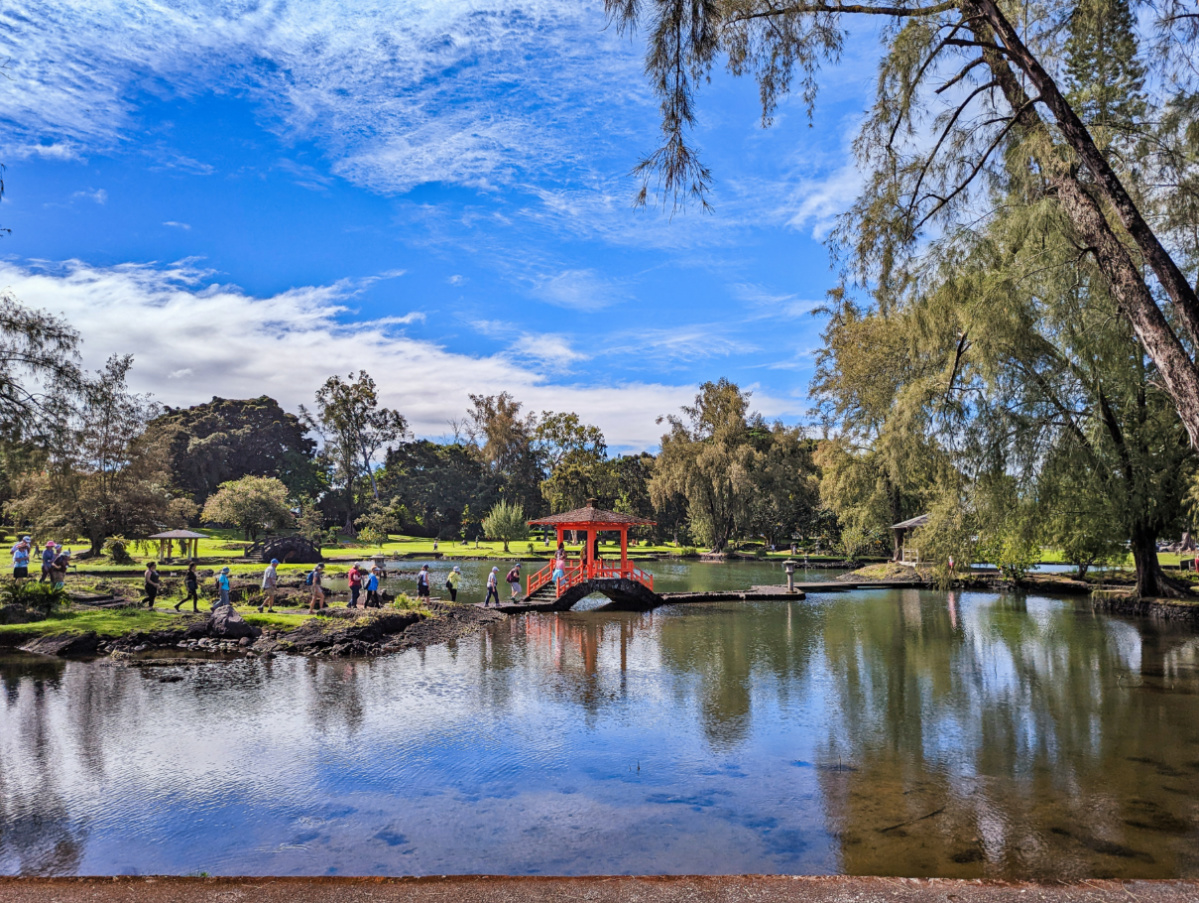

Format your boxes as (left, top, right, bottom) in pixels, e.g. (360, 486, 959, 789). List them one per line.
(259, 558, 280, 612)
(49, 547, 71, 590)
(416, 564, 431, 601)
(308, 563, 327, 612)
(505, 562, 522, 601)
(144, 561, 162, 609)
(446, 566, 461, 602)
(484, 566, 500, 607)
(177, 560, 200, 611)
(216, 566, 233, 609)
(39, 541, 57, 583)
(11, 536, 31, 581)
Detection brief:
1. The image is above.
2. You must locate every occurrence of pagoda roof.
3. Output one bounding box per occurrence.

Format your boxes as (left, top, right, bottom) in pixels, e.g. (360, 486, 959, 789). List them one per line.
(529, 503, 655, 528)
(148, 530, 210, 540)
(890, 514, 929, 531)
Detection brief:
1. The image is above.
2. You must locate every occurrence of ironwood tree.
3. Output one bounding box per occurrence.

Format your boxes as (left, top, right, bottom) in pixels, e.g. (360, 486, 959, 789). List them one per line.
(608, 0, 1199, 449)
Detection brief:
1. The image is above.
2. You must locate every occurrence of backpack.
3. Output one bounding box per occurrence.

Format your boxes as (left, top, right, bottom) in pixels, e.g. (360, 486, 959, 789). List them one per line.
(506, 568, 520, 583)
(304, 570, 315, 586)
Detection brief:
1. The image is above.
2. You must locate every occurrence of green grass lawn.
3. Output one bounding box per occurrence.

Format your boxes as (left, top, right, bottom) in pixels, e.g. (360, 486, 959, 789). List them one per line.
(0, 602, 316, 639)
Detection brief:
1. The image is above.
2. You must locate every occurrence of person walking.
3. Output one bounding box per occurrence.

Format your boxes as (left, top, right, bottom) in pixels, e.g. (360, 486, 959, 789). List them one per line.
(39, 542, 57, 583)
(144, 561, 162, 609)
(11, 536, 31, 581)
(506, 563, 522, 601)
(177, 561, 200, 611)
(484, 566, 500, 607)
(216, 566, 233, 609)
(347, 564, 362, 609)
(365, 567, 381, 608)
(308, 563, 326, 612)
(259, 558, 280, 612)
(446, 566, 460, 602)
(416, 564, 431, 602)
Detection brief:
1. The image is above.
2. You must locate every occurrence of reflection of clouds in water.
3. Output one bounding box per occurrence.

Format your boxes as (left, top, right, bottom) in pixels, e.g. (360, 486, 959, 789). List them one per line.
(1, 590, 1198, 878)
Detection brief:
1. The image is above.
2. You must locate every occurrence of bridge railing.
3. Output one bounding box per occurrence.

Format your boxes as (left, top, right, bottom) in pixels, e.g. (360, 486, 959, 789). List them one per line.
(526, 560, 654, 598)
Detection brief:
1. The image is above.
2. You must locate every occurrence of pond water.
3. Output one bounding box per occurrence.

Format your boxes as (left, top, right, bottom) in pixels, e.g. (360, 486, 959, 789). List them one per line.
(2, 572, 1198, 879)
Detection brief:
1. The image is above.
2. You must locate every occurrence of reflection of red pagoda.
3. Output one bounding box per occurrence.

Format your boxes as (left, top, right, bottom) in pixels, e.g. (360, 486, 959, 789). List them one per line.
(524, 500, 659, 609)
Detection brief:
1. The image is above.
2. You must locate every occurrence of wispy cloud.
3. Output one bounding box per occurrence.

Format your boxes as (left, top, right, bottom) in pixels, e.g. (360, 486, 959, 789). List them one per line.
(534, 268, 624, 312)
(71, 187, 107, 205)
(163, 221, 191, 230)
(0, 1, 645, 196)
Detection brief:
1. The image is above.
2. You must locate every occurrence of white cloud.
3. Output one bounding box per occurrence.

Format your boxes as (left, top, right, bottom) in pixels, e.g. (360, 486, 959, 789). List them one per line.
(0, 258, 777, 449)
(510, 333, 591, 372)
(71, 187, 107, 205)
(163, 221, 191, 230)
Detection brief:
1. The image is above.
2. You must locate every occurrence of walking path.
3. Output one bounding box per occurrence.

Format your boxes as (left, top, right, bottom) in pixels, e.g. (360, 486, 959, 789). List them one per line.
(2, 876, 1195, 903)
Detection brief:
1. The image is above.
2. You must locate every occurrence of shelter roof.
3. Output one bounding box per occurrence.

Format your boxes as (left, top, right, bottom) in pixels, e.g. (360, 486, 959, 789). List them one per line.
(890, 514, 929, 531)
(148, 530, 210, 540)
(529, 503, 655, 528)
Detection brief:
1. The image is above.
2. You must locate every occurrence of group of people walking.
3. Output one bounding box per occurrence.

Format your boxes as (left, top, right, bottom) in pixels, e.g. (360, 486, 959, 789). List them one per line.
(10, 536, 73, 588)
(134, 557, 536, 613)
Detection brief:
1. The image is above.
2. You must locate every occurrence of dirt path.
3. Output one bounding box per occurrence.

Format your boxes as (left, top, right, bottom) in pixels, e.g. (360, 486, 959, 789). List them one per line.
(1, 876, 1196, 903)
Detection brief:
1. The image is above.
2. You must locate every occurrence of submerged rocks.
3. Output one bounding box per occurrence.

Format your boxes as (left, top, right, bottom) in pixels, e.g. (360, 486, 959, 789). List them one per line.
(20, 631, 101, 657)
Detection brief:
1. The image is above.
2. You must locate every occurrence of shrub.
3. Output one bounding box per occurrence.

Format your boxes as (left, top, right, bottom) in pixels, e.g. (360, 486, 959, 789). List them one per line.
(103, 537, 134, 564)
(391, 593, 424, 612)
(677, 546, 698, 558)
(0, 579, 69, 618)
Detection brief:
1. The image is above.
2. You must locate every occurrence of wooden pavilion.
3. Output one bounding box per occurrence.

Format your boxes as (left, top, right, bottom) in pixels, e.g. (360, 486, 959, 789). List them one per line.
(148, 529, 208, 562)
(890, 514, 929, 565)
(526, 500, 656, 599)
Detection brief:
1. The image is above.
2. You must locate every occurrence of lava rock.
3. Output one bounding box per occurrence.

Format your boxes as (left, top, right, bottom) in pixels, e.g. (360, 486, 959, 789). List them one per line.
(207, 606, 262, 640)
(20, 632, 101, 657)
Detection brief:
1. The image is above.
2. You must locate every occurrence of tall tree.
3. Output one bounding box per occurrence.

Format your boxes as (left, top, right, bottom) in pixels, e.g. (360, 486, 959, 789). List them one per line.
(0, 295, 81, 446)
(608, 0, 1199, 452)
(650, 379, 758, 552)
(200, 475, 294, 541)
(309, 372, 407, 532)
(9, 356, 174, 554)
(464, 393, 543, 515)
(141, 395, 317, 506)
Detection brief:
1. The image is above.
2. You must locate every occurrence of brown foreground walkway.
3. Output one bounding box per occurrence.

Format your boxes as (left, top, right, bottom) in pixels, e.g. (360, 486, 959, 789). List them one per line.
(2, 876, 1197, 903)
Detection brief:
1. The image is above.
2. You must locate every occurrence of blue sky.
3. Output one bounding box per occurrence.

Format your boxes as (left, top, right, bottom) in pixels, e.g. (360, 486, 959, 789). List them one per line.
(0, 0, 877, 451)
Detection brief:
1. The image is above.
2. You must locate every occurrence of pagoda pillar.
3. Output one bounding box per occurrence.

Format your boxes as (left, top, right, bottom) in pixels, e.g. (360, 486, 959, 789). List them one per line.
(620, 527, 628, 576)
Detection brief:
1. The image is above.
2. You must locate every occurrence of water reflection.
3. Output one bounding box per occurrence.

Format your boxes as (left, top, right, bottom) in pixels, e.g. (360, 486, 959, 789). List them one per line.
(0, 591, 1197, 878)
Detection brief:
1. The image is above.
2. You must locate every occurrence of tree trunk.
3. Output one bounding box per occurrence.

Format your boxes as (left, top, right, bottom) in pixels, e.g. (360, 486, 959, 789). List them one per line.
(1130, 525, 1189, 599)
(965, 3, 1199, 451)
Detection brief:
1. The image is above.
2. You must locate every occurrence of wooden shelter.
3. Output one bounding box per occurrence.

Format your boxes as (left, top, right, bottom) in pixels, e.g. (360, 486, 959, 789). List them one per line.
(148, 529, 208, 562)
(890, 514, 929, 565)
(526, 500, 656, 598)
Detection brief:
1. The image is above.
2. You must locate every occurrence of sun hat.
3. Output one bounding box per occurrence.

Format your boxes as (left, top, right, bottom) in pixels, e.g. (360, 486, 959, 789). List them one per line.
(270, 558, 280, 565)
(221, 566, 230, 573)
(491, 566, 499, 572)
(453, 566, 460, 572)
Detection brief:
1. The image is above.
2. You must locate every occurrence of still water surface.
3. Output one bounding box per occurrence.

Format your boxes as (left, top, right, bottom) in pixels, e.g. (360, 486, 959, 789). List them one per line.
(2, 573, 1198, 879)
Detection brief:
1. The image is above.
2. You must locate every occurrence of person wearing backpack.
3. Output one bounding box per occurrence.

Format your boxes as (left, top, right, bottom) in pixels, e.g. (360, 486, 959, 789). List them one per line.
(506, 563, 522, 601)
(307, 563, 326, 612)
(446, 566, 460, 602)
(416, 564, 431, 601)
(177, 561, 200, 611)
(347, 564, 362, 609)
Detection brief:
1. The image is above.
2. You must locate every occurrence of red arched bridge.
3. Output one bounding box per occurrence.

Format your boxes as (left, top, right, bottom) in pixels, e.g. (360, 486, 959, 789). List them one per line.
(523, 502, 662, 611)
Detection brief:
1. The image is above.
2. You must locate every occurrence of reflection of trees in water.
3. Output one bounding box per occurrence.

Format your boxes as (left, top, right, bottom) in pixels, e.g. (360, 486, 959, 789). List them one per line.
(495, 602, 823, 751)
(815, 591, 1199, 879)
(0, 659, 87, 875)
(303, 657, 367, 736)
